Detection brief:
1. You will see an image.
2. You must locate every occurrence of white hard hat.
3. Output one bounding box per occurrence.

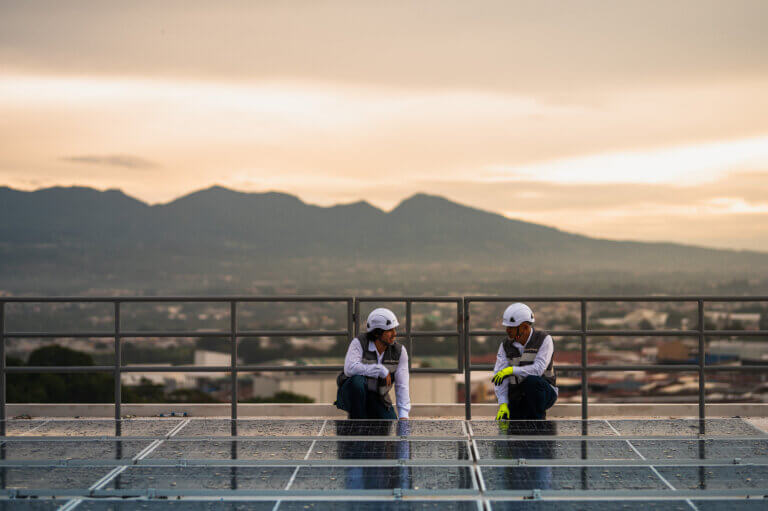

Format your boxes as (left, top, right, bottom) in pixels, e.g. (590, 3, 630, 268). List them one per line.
(502, 303, 535, 327)
(366, 308, 399, 332)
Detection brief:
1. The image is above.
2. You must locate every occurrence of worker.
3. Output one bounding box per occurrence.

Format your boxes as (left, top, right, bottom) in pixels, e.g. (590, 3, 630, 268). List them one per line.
(491, 303, 557, 420)
(334, 308, 410, 420)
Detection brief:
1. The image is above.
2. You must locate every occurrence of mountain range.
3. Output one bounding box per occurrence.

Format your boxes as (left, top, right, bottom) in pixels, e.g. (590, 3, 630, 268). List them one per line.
(2, 185, 767, 294)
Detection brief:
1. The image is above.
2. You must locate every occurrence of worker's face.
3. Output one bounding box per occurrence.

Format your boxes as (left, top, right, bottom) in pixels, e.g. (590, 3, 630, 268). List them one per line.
(506, 323, 531, 344)
(381, 328, 397, 345)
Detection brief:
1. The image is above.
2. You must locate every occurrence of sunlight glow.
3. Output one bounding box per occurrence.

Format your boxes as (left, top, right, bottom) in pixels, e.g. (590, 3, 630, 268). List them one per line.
(485, 136, 768, 185)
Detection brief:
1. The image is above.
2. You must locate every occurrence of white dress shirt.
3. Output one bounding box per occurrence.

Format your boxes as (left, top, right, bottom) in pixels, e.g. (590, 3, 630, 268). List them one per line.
(343, 338, 411, 418)
(493, 328, 558, 405)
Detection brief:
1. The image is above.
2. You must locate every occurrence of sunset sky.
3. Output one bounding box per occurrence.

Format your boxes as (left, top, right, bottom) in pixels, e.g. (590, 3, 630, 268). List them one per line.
(2, 1, 768, 250)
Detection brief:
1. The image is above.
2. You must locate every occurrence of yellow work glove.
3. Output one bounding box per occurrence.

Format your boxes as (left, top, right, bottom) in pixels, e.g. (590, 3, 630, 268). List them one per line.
(496, 403, 510, 421)
(491, 366, 515, 385)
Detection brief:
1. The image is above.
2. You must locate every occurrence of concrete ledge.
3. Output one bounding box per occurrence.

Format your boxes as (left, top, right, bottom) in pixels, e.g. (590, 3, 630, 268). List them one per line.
(7, 402, 768, 418)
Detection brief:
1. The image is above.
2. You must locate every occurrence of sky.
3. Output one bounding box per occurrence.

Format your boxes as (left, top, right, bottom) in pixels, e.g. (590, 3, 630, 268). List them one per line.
(1, 0, 768, 251)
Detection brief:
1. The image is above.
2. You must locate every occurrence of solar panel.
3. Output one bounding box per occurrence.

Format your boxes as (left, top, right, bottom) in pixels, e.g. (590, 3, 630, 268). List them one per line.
(274, 502, 482, 511)
(287, 465, 476, 491)
(76, 503, 278, 511)
(306, 440, 471, 460)
(323, 420, 466, 437)
(1, 420, 53, 436)
(175, 420, 324, 437)
(74, 501, 482, 511)
(0, 466, 115, 490)
(631, 439, 768, 460)
(0, 502, 64, 510)
(0, 417, 764, 507)
(147, 439, 316, 460)
(475, 440, 641, 460)
(487, 501, 693, 511)
(105, 466, 295, 491)
(469, 420, 617, 437)
(606, 419, 766, 437)
(6, 419, 182, 437)
(654, 465, 768, 490)
(693, 500, 768, 511)
(0, 439, 155, 460)
(480, 465, 672, 491)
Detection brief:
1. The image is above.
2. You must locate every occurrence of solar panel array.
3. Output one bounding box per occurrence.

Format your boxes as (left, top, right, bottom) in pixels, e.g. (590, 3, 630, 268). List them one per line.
(0, 418, 766, 510)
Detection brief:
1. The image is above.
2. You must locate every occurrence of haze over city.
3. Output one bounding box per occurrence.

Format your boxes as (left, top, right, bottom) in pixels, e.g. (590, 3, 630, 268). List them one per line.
(1, 1, 768, 251)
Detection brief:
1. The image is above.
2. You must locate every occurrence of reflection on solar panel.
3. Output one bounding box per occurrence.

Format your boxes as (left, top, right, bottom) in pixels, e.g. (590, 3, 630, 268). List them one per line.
(322, 420, 466, 437)
(0, 418, 765, 508)
(488, 501, 694, 511)
(487, 501, 768, 510)
(469, 420, 616, 437)
(481, 465, 671, 491)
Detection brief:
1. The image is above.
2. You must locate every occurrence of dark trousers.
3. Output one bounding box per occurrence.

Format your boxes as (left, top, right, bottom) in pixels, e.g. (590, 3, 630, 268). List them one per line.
(508, 375, 557, 420)
(335, 375, 398, 419)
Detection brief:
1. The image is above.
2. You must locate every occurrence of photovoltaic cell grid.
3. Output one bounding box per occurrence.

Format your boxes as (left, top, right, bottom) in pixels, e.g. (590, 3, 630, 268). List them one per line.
(0, 418, 765, 509)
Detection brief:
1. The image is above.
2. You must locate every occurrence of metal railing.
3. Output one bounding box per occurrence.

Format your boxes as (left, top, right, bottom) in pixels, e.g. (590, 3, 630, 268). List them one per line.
(1, 296, 766, 424)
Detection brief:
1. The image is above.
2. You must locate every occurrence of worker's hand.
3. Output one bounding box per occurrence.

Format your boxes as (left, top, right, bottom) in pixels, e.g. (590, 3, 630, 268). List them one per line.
(496, 403, 510, 421)
(491, 366, 515, 385)
(385, 373, 392, 386)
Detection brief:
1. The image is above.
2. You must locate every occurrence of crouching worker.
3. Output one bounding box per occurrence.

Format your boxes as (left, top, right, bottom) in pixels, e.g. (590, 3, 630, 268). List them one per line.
(334, 308, 410, 420)
(491, 303, 557, 420)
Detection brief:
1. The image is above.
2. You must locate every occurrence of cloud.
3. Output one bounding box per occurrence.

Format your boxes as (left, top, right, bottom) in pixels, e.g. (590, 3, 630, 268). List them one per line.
(2, 1, 767, 94)
(60, 154, 157, 169)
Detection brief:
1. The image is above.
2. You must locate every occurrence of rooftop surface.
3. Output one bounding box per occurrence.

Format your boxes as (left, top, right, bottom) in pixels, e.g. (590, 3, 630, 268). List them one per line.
(1, 417, 767, 509)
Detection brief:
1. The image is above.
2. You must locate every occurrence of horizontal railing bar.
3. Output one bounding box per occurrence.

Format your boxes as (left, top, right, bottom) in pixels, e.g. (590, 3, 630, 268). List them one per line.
(0, 296, 354, 303)
(4, 295, 766, 303)
(474, 458, 768, 466)
(472, 435, 768, 441)
(8, 364, 763, 374)
(470, 364, 701, 371)
(355, 297, 462, 302)
(480, 489, 767, 498)
(5, 331, 231, 338)
(470, 330, 582, 336)
(466, 296, 768, 302)
(704, 364, 768, 371)
(471, 364, 768, 372)
(702, 330, 768, 336)
(3, 330, 461, 339)
(0, 458, 477, 467)
(4, 332, 119, 338)
(4, 366, 115, 373)
(469, 329, 768, 337)
(8, 329, 764, 339)
(234, 365, 461, 374)
(2, 365, 461, 374)
(237, 330, 349, 337)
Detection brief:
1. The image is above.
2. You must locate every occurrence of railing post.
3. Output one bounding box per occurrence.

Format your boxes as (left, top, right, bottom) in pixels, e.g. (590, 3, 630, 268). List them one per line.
(406, 300, 413, 373)
(353, 299, 360, 338)
(1, 301, 6, 434)
(581, 300, 588, 420)
(456, 299, 463, 375)
(347, 298, 354, 343)
(698, 299, 705, 420)
(463, 299, 471, 420)
(231, 301, 238, 421)
(114, 301, 121, 427)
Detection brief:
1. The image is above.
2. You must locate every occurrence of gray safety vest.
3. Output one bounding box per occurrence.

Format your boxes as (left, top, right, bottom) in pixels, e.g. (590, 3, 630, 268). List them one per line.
(337, 332, 403, 407)
(502, 329, 556, 401)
